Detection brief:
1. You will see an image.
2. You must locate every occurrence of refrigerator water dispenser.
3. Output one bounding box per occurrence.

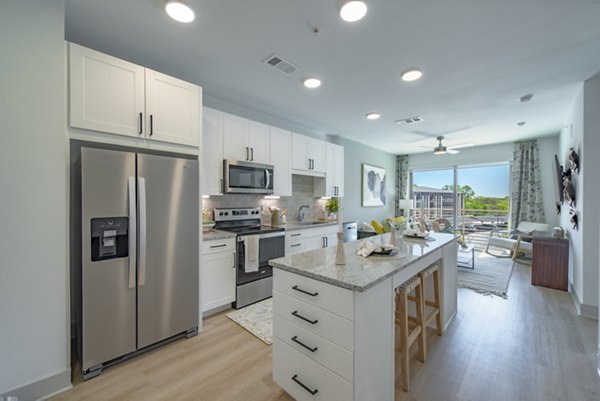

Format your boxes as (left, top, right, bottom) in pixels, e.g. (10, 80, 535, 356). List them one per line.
(91, 217, 129, 261)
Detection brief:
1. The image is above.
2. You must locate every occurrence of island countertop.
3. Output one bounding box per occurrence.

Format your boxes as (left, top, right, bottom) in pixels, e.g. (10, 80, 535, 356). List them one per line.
(269, 232, 456, 292)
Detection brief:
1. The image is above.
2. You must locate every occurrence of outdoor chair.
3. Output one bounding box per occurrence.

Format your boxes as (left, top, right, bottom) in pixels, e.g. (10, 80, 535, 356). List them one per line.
(485, 221, 551, 263)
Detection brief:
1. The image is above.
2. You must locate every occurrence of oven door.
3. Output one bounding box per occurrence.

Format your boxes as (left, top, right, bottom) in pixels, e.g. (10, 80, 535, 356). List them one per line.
(224, 160, 274, 194)
(237, 232, 284, 285)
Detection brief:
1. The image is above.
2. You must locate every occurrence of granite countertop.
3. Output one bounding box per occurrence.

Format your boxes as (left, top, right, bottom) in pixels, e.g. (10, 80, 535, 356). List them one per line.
(269, 232, 456, 292)
(202, 229, 237, 241)
(278, 220, 358, 232)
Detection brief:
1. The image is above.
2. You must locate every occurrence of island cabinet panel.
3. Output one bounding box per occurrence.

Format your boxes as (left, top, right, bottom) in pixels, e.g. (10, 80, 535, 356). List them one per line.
(273, 290, 354, 351)
(273, 339, 353, 401)
(273, 316, 354, 382)
(273, 269, 354, 320)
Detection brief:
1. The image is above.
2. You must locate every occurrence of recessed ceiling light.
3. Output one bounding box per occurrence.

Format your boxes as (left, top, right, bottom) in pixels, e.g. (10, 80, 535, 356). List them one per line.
(338, 1, 368, 22)
(401, 68, 423, 82)
(520, 93, 534, 103)
(517, 121, 526, 126)
(366, 112, 381, 120)
(165, 0, 195, 23)
(303, 77, 321, 89)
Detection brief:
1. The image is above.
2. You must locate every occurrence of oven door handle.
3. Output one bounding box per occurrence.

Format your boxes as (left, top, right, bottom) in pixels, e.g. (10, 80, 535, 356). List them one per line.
(257, 231, 285, 240)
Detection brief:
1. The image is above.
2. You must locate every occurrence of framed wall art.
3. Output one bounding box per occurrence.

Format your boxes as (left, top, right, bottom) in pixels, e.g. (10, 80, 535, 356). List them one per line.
(362, 163, 386, 207)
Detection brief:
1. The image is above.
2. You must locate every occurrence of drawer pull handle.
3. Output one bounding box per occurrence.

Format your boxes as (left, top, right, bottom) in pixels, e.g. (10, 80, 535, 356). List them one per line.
(210, 244, 227, 248)
(291, 233, 301, 237)
(292, 374, 318, 396)
(292, 310, 318, 325)
(292, 285, 318, 297)
(290, 244, 302, 247)
(291, 336, 318, 352)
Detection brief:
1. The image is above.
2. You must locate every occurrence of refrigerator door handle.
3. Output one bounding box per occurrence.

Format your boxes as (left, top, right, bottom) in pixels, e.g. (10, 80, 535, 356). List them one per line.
(138, 176, 147, 286)
(128, 177, 137, 289)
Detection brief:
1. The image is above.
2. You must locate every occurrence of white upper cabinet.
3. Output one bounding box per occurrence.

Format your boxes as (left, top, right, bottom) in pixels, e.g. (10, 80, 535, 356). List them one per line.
(222, 113, 248, 161)
(315, 143, 345, 197)
(69, 43, 145, 138)
(291, 133, 326, 175)
(202, 107, 223, 195)
(222, 114, 271, 164)
(69, 43, 201, 147)
(247, 121, 270, 164)
(270, 126, 292, 197)
(145, 69, 200, 146)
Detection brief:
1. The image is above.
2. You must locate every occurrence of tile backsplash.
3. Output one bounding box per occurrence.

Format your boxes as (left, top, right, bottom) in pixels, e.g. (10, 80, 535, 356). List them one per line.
(202, 175, 329, 224)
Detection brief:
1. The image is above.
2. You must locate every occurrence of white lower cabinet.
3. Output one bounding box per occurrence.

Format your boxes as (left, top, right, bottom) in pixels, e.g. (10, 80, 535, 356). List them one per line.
(273, 339, 353, 401)
(201, 239, 236, 312)
(285, 225, 338, 256)
(273, 269, 355, 401)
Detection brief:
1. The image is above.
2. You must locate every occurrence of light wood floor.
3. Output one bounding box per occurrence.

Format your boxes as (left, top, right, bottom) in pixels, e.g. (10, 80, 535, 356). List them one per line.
(54, 263, 599, 401)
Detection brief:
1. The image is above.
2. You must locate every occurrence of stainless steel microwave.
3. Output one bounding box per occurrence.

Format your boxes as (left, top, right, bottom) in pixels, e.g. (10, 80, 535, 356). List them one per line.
(223, 160, 274, 194)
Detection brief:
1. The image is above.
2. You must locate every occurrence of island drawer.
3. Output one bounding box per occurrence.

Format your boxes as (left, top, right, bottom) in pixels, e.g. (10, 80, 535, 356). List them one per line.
(274, 314, 353, 382)
(201, 238, 235, 255)
(273, 290, 353, 351)
(273, 338, 353, 401)
(273, 269, 354, 320)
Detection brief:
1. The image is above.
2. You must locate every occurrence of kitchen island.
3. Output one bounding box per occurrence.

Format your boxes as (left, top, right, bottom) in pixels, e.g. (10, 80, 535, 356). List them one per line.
(269, 232, 457, 401)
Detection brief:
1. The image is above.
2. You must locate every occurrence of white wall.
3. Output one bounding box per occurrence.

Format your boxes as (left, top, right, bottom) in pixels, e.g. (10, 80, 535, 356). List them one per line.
(335, 136, 397, 224)
(408, 136, 560, 227)
(560, 76, 600, 318)
(0, 0, 70, 397)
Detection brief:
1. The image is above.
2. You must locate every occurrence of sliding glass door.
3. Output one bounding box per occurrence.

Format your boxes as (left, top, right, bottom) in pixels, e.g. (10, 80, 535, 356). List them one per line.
(410, 163, 510, 246)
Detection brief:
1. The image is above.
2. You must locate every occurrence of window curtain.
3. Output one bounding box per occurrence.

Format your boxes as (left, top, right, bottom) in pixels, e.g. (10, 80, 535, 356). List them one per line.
(511, 140, 545, 228)
(395, 155, 409, 216)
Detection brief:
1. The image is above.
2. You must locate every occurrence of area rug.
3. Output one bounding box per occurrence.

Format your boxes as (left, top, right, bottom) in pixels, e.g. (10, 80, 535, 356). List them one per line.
(457, 252, 516, 298)
(226, 298, 273, 345)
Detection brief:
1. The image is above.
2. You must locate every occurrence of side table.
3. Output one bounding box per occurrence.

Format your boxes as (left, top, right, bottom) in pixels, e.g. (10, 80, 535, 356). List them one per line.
(457, 244, 475, 269)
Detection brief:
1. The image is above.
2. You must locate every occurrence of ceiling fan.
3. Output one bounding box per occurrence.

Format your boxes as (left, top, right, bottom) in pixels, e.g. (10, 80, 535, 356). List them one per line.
(421, 136, 474, 155)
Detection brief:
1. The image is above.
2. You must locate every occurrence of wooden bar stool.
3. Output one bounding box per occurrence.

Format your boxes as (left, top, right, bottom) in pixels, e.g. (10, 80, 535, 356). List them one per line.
(395, 275, 426, 392)
(418, 264, 442, 337)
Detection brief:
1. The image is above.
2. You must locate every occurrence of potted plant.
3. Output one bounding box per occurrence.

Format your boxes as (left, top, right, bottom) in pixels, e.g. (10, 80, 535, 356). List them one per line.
(325, 197, 339, 220)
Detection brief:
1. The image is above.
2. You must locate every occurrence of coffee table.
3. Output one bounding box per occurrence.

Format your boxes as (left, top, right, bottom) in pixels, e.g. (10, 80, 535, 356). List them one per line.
(457, 244, 475, 269)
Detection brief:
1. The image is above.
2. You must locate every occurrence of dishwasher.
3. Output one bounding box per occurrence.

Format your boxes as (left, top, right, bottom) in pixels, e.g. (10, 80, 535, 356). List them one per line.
(343, 221, 358, 242)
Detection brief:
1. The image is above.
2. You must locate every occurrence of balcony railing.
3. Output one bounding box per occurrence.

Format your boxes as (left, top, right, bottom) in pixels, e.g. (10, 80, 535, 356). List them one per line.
(410, 207, 509, 233)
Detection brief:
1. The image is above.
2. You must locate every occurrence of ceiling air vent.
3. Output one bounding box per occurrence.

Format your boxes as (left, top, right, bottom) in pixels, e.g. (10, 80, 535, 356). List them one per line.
(396, 116, 423, 124)
(263, 54, 299, 75)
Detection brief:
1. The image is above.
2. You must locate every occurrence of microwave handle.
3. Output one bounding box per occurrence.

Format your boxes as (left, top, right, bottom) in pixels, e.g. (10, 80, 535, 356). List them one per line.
(265, 169, 271, 189)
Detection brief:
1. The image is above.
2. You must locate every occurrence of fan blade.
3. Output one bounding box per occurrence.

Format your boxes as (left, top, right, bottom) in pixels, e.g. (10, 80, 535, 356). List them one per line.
(447, 149, 460, 154)
(419, 146, 433, 149)
(447, 143, 474, 150)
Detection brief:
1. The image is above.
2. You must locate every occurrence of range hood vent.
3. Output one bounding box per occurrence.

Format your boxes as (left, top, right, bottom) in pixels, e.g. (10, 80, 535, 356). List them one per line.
(264, 54, 299, 74)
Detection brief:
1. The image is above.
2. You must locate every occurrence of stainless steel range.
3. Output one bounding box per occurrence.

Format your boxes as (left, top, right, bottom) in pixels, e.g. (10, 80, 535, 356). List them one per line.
(213, 207, 285, 308)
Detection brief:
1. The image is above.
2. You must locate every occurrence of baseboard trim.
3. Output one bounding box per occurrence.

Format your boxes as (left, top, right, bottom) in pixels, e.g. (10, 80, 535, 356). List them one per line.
(2, 369, 71, 401)
(443, 310, 457, 333)
(568, 281, 598, 319)
(569, 281, 581, 314)
(580, 303, 599, 320)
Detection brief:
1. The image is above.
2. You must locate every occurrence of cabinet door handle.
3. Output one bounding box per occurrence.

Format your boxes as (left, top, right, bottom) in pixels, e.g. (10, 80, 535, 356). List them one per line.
(291, 336, 318, 352)
(290, 243, 301, 247)
(291, 375, 318, 395)
(233, 252, 236, 268)
(210, 244, 227, 248)
(292, 285, 318, 297)
(251, 148, 254, 161)
(290, 233, 301, 237)
(325, 236, 328, 247)
(149, 114, 154, 136)
(291, 310, 318, 325)
(138, 112, 143, 135)
(246, 147, 249, 161)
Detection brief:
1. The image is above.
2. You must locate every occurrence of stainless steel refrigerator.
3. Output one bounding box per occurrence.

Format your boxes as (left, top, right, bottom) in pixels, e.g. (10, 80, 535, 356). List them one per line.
(79, 147, 198, 380)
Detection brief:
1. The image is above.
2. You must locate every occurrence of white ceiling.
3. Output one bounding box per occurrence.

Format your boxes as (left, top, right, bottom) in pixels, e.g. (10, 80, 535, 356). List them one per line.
(65, 0, 600, 155)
